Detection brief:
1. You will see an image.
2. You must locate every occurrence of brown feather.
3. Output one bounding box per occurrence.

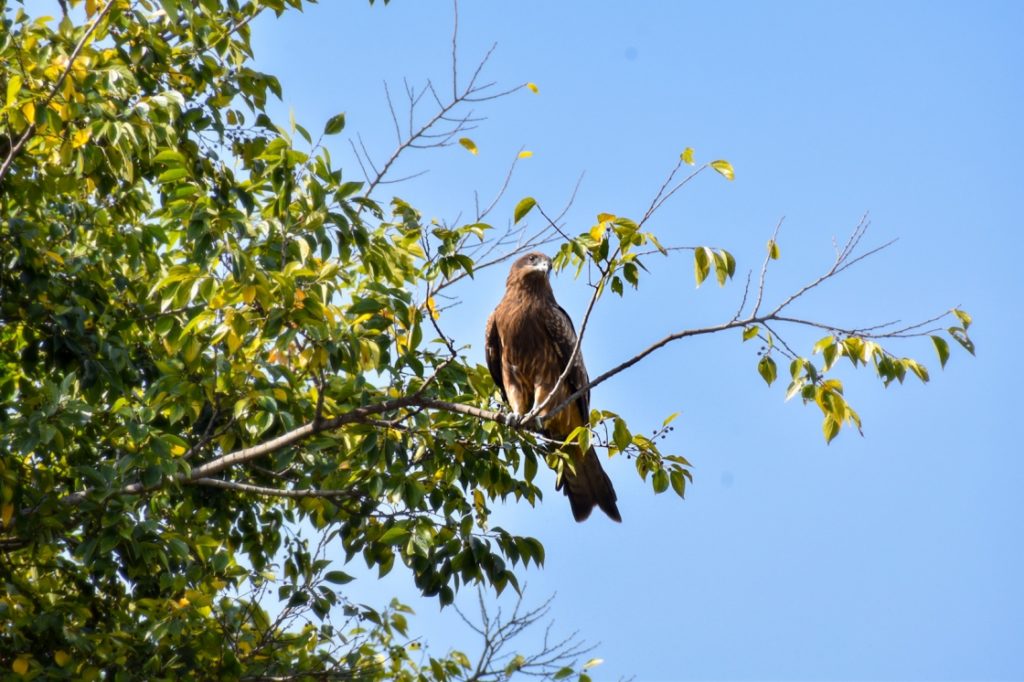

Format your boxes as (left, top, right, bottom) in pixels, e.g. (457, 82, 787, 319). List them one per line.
(485, 252, 621, 522)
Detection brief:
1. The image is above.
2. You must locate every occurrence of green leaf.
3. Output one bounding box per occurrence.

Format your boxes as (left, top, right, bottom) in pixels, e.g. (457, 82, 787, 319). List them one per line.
(662, 411, 680, 427)
(710, 159, 734, 180)
(513, 197, 536, 224)
(153, 149, 185, 165)
(652, 468, 669, 494)
(758, 355, 777, 386)
(948, 327, 975, 355)
(158, 167, 188, 183)
(524, 451, 538, 482)
(379, 526, 409, 545)
(681, 147, 695, 165)
(931, 335, 950, 368)
(712, 250, 728, 286)
(324, 571, 354, 584)
(612, 418, 631, 452)
(742, 325, 760, 341)
(693, 247, 711, 287)
(822, 344, 839, 371)
(552, 667, 574, 681)
(823, 417, 840, 444)
(669, 469, 687, 497)
(323, 112, 346, 135)
(722, 249, 736, 277)
(459, 137, 478, 155)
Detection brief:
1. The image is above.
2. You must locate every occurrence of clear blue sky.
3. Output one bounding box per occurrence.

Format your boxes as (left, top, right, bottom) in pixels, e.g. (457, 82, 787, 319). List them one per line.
(252, 2, 1023, 679)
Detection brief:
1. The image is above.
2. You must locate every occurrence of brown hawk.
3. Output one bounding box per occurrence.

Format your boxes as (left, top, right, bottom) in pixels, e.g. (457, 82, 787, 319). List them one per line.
(485, 252, 621, 522)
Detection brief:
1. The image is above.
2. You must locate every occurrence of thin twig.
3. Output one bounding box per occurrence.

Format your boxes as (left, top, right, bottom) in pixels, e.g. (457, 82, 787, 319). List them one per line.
(193, 478, 361, 500)
(752, 217, 785, 318)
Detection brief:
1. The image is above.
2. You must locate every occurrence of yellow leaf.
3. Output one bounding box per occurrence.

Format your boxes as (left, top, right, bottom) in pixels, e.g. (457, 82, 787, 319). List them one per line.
(43, 250, 64, 264)
(526, 82, 539, 93)
(517, 150, 533, 159)
(21, 101, 35, 124)
(1, 503, 13, 527)
(710, 159, 735, 181)
(170, 444, 186, 457)
(241, 285, 256, 304)
(6, 74, 22, 107)
(12, 656, 30, 675)
(72, 127, 91, 148)
(681, 147, 695, 165)
(426, 296, 440, 320)
(54, 651, 70, 667)
(458, 137, 478, 155)
(596, 212, 616, 223)
(589, 224, 606, 242)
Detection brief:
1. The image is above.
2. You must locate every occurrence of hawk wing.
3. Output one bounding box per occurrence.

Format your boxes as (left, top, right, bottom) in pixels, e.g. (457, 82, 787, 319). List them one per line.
(546, 303, 590, 422)
(484, 310, 508, 404)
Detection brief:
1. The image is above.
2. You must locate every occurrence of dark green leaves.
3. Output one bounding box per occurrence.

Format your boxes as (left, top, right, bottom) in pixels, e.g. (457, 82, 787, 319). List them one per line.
(324, 570, 355, 585)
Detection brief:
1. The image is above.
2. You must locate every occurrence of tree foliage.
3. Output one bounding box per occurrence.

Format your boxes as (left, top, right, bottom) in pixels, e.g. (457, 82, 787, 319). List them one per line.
(0, 0, 972, 678)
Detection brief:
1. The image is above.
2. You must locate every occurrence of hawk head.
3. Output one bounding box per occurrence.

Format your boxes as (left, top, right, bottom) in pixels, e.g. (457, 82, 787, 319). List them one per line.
(510, 252, 551, 277)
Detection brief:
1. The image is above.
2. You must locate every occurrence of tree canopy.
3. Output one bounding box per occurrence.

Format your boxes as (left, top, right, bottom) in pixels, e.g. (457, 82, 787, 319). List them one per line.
(0, 0, 974, 679)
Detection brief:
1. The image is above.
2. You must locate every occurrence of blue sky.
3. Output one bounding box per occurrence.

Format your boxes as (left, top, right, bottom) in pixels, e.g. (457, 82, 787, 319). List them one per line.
(252, 2, 1023, 679)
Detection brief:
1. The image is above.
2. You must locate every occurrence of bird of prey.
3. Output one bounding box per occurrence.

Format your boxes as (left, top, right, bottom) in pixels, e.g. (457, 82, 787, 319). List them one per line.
(484, 252, 621, 522)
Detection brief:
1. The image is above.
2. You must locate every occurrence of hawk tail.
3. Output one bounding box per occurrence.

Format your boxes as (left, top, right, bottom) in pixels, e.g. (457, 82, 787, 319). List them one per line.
(558, 446, 621, 523)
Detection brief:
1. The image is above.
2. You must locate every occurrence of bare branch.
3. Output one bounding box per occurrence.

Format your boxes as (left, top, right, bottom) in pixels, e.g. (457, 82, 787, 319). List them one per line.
(639, 162, 708, 228)
(451, 0, 460, 99)
(766, 216, 897, 318)
(456, 589, 597, 682)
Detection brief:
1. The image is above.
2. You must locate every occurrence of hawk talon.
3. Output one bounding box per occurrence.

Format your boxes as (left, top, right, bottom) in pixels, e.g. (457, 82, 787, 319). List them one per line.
(505, 412, 544, 431)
